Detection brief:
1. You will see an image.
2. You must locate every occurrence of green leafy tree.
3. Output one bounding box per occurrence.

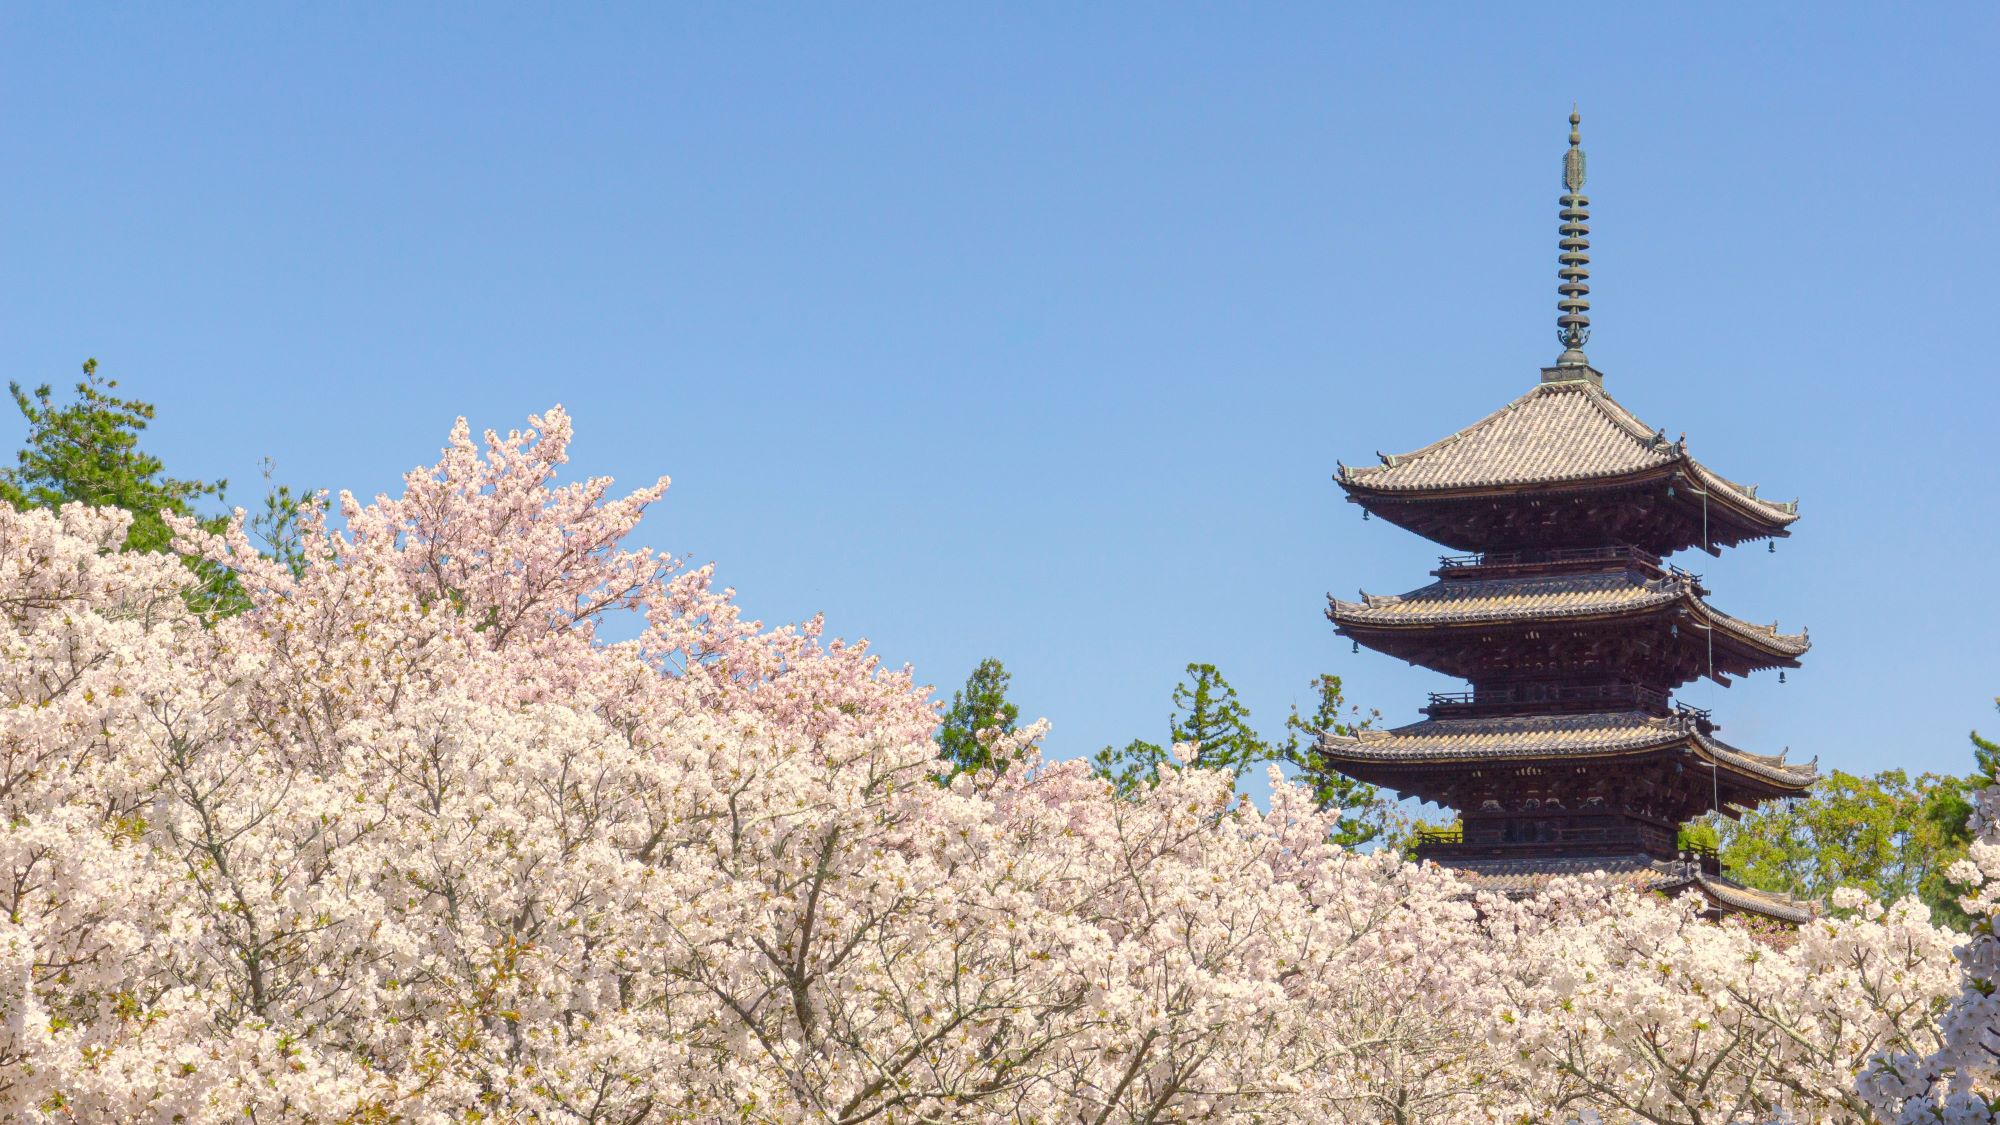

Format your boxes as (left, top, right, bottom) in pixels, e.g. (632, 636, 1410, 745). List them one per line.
(1677, 821, 1721, 855)
(936, 658, 1022, 776)
(1, 361, 226, 552)
(1714, 768, 1977, 928)
(1710, 697, 2000, 929)
(1279, 674, 1383, 846)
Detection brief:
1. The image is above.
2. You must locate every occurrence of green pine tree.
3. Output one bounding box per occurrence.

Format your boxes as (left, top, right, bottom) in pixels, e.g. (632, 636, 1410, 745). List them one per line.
(1, 361, 227, 553)
(937, 658, 1022, 776)
(1168, 663, 1266, 777)
(1971, 700, 2000, 779)
(1091, 663, 1275, 796)
(2, 361, 304, 614)
(1280, 674, 1384, 846)
(1088, 738, 1170, 797)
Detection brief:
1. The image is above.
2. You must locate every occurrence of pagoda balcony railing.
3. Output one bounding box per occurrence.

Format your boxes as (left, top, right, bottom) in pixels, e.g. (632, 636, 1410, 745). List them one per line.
(1415, 823, 1463, 847)
(1437, 544, 1660, 572)
(1416, 819, 1719, 871)
(1670, 841, 1724, 876)
(1682, 839, 1719, 864)
(1673, 700, 1716, 732)
(1424, 682, 1671, 717)
(1417, 819, 1650, 854)
(1417, 838, 1722, 876)
(1435, 545, 1705, 588)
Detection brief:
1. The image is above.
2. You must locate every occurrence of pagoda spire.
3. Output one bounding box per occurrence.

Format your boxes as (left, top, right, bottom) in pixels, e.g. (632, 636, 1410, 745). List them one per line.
(1556, 107, 1592, 367)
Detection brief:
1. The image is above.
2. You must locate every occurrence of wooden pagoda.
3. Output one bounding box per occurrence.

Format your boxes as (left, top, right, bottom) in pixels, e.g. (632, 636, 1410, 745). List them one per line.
(1316, 112, 1818, 924)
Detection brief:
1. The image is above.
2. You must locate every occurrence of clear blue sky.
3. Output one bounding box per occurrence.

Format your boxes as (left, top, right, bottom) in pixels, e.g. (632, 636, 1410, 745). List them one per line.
(5, 6, 1997, 786)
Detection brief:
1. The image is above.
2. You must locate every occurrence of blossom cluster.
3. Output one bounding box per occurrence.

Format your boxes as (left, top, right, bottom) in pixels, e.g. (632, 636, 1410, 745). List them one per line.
(0, 408, 1970, 1122)
(1855, 787, 2000, 1121)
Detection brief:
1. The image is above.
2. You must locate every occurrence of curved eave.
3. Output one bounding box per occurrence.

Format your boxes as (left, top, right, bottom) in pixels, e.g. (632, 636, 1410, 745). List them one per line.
(1681, 456, 1800, 531)
(1688, 598, 1811, 660)
(1689, 876, 1818, 924)
(1647, 871, 1818, 925)
(1336, 459, 1670, 497)
(1328, 582, 1809, 666)
(1439, 856, 1819, 924)
(1317, 719, 1817, 792)
(1337, 459, 1798, 541)
(1692, 728, 1819, 790)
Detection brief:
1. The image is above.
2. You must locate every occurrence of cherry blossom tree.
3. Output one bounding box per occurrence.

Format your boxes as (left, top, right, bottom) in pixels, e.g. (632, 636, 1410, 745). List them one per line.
(1486, 883, 1958, 1123)
(0, 405, 1968, 1123)
(1857, 782, 2000, 1123)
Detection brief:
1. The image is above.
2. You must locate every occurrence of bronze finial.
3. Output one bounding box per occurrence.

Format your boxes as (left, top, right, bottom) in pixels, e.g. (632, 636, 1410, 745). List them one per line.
(1556, 108, 1592, 366)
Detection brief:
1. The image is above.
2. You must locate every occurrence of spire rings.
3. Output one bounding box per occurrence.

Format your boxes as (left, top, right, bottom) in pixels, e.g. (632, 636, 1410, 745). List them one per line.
(1555, 110, 1592, 362)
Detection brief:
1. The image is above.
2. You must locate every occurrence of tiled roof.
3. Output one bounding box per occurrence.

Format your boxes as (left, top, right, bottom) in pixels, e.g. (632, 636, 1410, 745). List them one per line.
(1333, 570, 1675, 625)
(1338, 379, 1798, 527)
(1329, 571, 1811, 658)
(1701, 607, 1811, 657)
(1319, 710, 1817, 788)
(1436, 853, 1816, 924)
(1439, 853, 1683, 895)
(1695, 878, 1818, 925)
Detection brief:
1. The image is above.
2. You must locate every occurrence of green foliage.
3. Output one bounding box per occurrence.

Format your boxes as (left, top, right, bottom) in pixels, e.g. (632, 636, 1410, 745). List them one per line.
(1713, 697, 2000, 929)
(1278, 674, 1383, 846)
(1397, 816, 1458, 862)
(1715, 768, 1977, 929)
(1088, 739, 1171, 797)
(1676, 821, 1720, 855)
(2, 361, 303, 615)
(1168, 663, 1265, 777)
(247, 456, 308, 578)
(1090, 667, 1386, 845)
(1, 361, 226, 553)
(1971, 699, 2000, 779)
(936, 658, 1022, 777)
(1091, 664, 1267, 797)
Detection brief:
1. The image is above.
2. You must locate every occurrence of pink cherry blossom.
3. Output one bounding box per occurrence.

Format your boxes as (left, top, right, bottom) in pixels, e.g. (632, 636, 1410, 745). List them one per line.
(0, 408, 1965, 1122)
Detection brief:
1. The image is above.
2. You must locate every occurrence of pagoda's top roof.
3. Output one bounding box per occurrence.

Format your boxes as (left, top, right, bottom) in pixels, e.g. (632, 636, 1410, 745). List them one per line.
(1318, 709, 1817, 789)
(1337, 376, 1798, 528)
(1330, 570, 1810, 659)
(1434, 853, 1815, 924)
